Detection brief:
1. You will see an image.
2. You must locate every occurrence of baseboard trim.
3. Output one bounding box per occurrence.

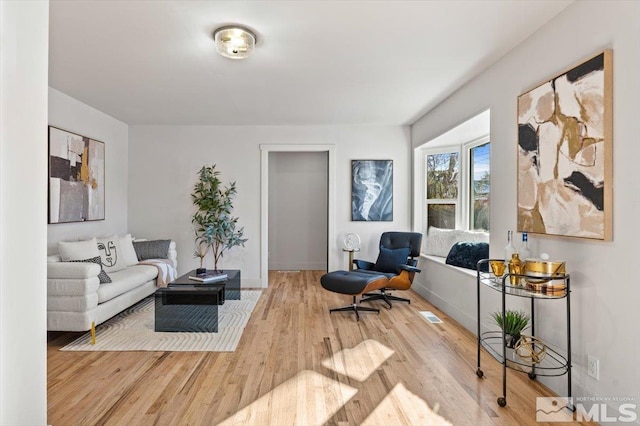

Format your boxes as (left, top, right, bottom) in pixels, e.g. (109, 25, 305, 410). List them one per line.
(242, 278, 262, 288)
(412, 281, 477, 334)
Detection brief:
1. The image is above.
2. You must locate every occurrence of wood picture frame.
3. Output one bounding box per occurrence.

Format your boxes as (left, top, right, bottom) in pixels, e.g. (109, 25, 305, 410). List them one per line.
(48, 126, 106, 224)
(517, 50, 612, 240)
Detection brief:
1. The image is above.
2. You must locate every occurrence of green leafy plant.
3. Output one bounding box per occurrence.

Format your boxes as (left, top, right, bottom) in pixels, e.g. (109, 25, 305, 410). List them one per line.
(490, 309, 530, 348)
(191, 164, 248, 271)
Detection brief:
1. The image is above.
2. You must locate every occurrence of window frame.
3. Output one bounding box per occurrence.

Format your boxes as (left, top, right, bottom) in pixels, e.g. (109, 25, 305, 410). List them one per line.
(467, 138, 491, 231)
(421, 134, 490, 233)
(424, 146, 461, 230)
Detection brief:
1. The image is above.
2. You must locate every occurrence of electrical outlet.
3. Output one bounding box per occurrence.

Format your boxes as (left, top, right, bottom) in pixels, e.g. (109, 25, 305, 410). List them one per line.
(588, 355, 599, 380)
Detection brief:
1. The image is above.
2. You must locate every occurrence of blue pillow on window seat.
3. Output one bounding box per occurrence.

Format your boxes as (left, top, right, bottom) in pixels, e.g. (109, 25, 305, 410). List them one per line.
(445, 241, 489, 272)
(373, 247, 411, 273)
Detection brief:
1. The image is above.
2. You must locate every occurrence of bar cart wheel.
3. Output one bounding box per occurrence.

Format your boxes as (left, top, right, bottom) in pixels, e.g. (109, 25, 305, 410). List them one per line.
(528, 371, 537, 380)
(476, 369, 484, 378)
(497, 397, 507, 407)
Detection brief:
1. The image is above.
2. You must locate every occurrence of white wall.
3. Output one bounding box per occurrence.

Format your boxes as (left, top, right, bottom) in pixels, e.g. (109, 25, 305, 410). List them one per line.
(0, 1, 49, 424)
(128, 125, 411, 285)
(268, 151, 328, 271)
(47, 88, 129, 253)
(411, 0, 640, 409)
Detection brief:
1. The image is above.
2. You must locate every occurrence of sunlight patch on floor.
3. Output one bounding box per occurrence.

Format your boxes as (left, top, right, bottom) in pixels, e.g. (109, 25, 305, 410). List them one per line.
(362, 382, 452, 425)
(218, 370, 357, 426)
(321, 339, 395, 382)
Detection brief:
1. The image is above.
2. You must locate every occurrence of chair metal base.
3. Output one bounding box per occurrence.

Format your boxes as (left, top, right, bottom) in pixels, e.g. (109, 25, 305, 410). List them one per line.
(361, 290, 410, 309)
(329, 296, 380, 321)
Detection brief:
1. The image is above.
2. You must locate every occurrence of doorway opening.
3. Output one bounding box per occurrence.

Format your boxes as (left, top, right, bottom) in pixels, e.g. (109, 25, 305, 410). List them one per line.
(260, 145, 336, 287)
(268, 151, 328, 271)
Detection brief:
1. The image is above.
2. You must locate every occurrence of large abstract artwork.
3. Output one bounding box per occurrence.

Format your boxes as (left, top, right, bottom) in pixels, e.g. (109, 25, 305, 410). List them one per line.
(49, 126, 105, 224)
(517, 50, 612, 240)
(352, 160, 393, 221)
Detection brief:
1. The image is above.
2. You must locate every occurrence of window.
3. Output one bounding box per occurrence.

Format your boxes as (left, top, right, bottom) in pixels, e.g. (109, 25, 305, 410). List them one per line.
(425, 150, 459, 229)
(423, 136, 490, 232)
(470, 143, 490, 231)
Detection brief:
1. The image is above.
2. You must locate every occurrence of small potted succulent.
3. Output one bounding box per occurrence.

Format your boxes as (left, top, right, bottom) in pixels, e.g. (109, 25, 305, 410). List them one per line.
(491, 309, 530, 348)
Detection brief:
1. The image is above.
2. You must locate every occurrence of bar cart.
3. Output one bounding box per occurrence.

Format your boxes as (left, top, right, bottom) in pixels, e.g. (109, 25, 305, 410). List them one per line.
(475, 259, 572, 408)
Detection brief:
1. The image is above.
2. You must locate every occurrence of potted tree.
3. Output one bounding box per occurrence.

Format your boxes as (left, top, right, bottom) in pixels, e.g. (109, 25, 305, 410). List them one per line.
(191, 164, 247, 273)
(490, 309, 530, 349)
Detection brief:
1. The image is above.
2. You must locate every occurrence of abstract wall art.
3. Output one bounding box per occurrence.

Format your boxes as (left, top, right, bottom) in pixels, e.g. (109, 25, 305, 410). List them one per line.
(352, 159, 393, 221)
(48, 126, 105, 224)
(517, 50, 612, 240)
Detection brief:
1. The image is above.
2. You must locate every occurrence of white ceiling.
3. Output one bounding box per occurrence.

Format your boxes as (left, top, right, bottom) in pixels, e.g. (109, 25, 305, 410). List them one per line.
(49, 1, 572, 126)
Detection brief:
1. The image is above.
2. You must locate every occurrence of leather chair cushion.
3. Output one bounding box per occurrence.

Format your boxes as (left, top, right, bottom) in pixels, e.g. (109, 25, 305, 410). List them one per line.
(373, 247, 411, 273)
(321, 270, 388, 295)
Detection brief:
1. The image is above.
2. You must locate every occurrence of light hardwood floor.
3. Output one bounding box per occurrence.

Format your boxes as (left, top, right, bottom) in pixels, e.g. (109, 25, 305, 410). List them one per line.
(48, 271, 588, 425)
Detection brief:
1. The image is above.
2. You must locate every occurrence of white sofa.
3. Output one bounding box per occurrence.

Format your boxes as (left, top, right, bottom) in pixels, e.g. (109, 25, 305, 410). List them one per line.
(47, 238, 177, 332)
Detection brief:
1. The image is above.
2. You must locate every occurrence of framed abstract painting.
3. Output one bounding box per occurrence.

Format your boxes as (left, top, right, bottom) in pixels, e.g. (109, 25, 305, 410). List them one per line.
(352, 159, 393, 221)
(48, 126, 106, 224)
(517, 50, 612, 240)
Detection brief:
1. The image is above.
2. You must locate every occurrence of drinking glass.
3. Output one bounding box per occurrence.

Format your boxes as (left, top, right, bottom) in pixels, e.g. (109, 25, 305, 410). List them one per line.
(490, 260, 506, 281)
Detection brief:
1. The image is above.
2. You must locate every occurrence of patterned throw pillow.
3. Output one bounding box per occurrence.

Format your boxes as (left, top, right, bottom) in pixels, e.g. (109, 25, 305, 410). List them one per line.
(70, 256, 112, 284)
(96, 235, 126, 273)
(133, 239, 171, 260)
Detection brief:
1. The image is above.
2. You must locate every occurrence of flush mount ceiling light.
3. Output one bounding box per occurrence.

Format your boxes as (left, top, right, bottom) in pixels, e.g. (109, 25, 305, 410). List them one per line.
(213, 25, 257, 59)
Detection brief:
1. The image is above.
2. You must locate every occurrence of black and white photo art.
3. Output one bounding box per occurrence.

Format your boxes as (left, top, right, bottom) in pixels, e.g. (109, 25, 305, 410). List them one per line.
(351, 160, 393, 221)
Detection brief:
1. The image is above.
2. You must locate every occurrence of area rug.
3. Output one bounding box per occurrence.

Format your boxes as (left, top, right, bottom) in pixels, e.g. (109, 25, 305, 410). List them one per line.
(61, 290, 261, 352)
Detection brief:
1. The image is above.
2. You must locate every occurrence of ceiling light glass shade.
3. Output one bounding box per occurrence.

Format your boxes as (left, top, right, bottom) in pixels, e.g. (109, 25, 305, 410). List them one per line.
(213, 26, 256, 59)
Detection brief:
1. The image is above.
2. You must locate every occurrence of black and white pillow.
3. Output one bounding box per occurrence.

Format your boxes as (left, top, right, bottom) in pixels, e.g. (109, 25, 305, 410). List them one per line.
(96, 235, 126, 273)
(70, 256, 112, 284)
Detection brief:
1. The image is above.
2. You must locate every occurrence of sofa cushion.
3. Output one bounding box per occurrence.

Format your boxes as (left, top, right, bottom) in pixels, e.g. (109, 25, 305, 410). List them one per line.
(48, 262, 101, 280)
(133, 239, 171, 260)
(48, 294, 99, 313)
(97, 265, 158, 304)
(120, 234, 139, 267)
(373, 247, 411, 273)
(95, 235, 127, 273)
(58, 238, 100, 261)
(445, 241, 489, 271)
(70, 256, 112, 284)
(48, 276, 101, 297)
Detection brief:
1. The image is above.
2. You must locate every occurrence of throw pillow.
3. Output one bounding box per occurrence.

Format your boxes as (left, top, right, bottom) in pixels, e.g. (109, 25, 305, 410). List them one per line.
(424, 227, 490, 257)
(133, 239, 171, 260)
(70, 256, 112, 284)
(58, 238, 100, 261)
(424, 227, 459, 257)
(373, 247, 411, 273)
(445, 241, 489, 271)
(119, 234, 139, 267)
(95, 235, 127, 273)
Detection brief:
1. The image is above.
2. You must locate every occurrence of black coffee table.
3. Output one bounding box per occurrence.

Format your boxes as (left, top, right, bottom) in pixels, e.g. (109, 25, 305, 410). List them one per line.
(154, 270, 241, 332)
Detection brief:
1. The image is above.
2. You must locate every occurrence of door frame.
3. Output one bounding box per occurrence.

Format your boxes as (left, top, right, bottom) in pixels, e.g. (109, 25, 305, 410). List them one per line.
(260, 144, 336, 287)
